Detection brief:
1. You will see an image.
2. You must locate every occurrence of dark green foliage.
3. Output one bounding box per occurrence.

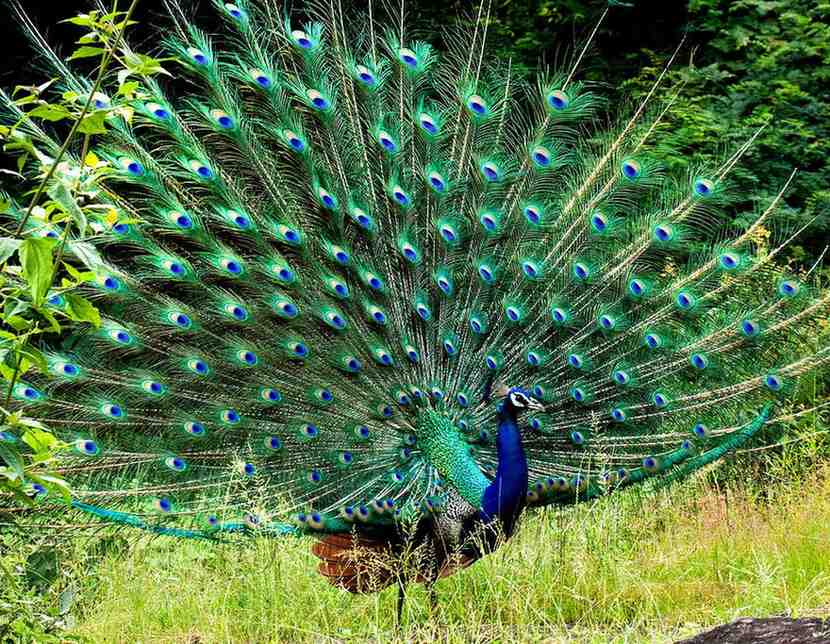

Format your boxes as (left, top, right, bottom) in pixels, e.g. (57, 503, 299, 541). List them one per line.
(412, 0, 829, 264)
(633, 0, 830, 257)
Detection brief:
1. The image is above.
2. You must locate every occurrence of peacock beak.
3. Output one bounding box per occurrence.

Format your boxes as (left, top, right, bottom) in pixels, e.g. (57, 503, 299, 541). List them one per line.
(527, 398, 547, 412)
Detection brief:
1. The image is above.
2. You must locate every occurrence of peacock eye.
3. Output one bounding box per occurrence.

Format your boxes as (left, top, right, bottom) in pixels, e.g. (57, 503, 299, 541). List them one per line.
(510, 392, 528, 407)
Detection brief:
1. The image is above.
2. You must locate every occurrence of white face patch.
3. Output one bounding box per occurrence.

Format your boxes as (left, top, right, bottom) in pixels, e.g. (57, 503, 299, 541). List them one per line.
(509, 392, 529, 408)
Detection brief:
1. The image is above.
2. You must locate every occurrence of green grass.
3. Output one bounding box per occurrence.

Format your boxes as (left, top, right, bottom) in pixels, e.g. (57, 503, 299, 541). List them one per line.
(33, 463, 826, 643)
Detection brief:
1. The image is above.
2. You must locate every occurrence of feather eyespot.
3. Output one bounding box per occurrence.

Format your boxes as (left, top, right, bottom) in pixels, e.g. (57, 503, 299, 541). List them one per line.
(165, 456, 187, 472)
(355, 65, 376, 86)
(291, 30, 314, 49)
(398, 48, 418, 67)
(419, 113, 438, 135)
(236, 350, 258, 366)
(466, 94, 489, 117)
(224, 3, 245, 19)
(186, 47, 208, 65)
(644, 332, 662, 349)
(145, 102, 170, 120)
(250, 68, 272, 88)
(427, 171, 446, 193)
(74, 439, 100, 456)
(547, 89, 569, 110)
(480, 211, 499, 232)
(101, 403, 124, 418)
(524, 205, 542, 225)
(621, 159, 641, 179)
(119, 157, 144, 176)
(317, 187, 337, 209)
(221, 409, 241, 424)
(693, 422, 709, 438)
(261, 388, 282, 403)
(391, 185, 410, 206)
(377, 130, 397, 153)
(210, 109, 235, 129)
(282, 129, 305, 151)
(109, 328, 132, 344)
(765, 374, 783, 391)
(675, 291, 696, 310)
(265, 435, 283, 450)
(306, 89, 330, 110)
(142, 380, 165, 395)
(778, 279, 800, 298)
(693, 178, 714, 196)
(591, 212, 608, 232)
(185, 421, 206, 436)
(573, 262, 590, 280)
(531, 145, 552, 167)
(187, 358, 209, 375)
(187, 159, 212, 179)
(480, 161, 500, 181)
(690, 353, 709, 370)
(740, 319, 760, 337)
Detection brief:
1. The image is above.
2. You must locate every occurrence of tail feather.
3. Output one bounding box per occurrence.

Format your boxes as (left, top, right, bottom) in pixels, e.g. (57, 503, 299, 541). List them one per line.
(1, 0, 827, 539)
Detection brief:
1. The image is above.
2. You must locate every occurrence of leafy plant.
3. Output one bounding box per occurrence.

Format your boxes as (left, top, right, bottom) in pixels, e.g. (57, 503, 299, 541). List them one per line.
(0, 0, 166, 503)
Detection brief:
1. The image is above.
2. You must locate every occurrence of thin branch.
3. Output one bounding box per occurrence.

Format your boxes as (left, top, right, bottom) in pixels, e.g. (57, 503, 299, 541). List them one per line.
(13, 0, 141, 236)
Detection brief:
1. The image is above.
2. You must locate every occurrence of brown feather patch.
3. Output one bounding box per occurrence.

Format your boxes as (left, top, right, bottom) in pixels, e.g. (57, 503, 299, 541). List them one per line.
(311, 534, 398, 594)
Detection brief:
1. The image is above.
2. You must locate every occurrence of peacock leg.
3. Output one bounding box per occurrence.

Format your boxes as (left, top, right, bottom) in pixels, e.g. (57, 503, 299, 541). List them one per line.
(428, 584, 438, 612)
(426, 548, 440, 614)
(396, 578, 406, 626)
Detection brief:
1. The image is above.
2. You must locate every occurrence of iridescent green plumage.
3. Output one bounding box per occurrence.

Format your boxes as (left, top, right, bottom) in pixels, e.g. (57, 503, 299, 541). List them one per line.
(2, 0, 829, 583)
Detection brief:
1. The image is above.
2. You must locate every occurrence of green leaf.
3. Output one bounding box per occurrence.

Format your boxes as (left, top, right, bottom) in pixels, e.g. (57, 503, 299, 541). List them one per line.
(35, 305, 61, 332)
(48, 180, 87, 232)
(16, 416, 47, 430)
(0, 443, 24, 479)
(0, 237, 22, 264)
(17, 345, 48, 376)
(4, 315, 31, 332)
(62, 261, 94, 284)
(62, 12, 98, 27)
(117, 68, 132, 88)
(68, 46, 105, 61)
(27, 103, 72, 122)
(77, 111, 108, 135)
(18, 238, 56, 306)
(22, 426, 58, 455)
(68, 241, 105, 270)
(63, 293, 101, 327)
(124, 52, 169, 77)
(118, 81, 140, 97)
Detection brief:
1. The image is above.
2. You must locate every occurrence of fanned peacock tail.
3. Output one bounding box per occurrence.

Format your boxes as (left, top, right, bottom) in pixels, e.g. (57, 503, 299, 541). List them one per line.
(3, 0, 829, 544)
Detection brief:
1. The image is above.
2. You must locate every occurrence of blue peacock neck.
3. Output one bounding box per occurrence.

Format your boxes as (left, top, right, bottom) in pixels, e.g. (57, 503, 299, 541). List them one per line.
(479, 403, 529, 532)
(413, 405, 529, 533)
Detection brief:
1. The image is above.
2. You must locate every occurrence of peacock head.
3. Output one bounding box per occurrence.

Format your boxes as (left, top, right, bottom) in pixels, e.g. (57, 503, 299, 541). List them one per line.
(493, 383, 546, 415)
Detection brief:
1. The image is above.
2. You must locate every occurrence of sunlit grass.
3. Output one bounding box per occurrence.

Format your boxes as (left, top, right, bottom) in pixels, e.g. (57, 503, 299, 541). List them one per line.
(63, 463, 830, 643)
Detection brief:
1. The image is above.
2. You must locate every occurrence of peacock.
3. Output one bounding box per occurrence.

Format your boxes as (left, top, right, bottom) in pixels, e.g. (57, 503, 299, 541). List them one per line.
(2, 0, 829, 621)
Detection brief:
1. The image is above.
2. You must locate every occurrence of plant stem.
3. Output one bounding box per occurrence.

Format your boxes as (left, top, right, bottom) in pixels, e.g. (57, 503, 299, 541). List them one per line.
(13, 0, 141, 237)
(3, 0, 141, 414)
